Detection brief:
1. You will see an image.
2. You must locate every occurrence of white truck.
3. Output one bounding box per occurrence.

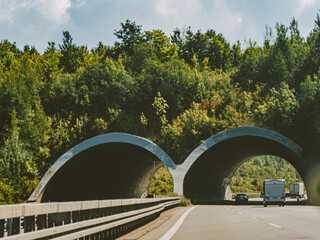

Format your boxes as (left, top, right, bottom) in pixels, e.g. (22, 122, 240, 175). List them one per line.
(289, 182, 304, 202)
(263, 179, 286, 207)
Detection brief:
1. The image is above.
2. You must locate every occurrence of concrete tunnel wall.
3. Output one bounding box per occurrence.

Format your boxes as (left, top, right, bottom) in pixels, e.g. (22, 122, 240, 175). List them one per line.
(28, 133, 177, 202)
(30, 127, 319, 204)
(173, 127, 311, 204)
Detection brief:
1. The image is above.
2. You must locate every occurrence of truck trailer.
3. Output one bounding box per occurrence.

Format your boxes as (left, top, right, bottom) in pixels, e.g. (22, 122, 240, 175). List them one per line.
(263, 179, 286, 207)
(289, 182, 304, 202)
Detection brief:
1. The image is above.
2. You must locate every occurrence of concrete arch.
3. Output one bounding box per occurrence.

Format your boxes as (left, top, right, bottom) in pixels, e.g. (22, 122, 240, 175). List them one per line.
(29, 132, 176, 202)
(173, 126, 310, 203)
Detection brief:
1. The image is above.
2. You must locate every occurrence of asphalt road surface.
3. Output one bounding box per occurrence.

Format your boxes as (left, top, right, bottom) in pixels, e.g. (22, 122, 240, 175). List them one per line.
(120, 203, 320, 240)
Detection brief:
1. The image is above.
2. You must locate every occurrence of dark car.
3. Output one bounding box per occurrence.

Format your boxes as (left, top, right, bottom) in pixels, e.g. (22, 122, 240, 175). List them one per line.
(235, 194, 249, 204)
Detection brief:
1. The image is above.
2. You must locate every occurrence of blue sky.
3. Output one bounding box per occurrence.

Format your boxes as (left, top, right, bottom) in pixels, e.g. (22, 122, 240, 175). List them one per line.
(1, 0, 320, 52)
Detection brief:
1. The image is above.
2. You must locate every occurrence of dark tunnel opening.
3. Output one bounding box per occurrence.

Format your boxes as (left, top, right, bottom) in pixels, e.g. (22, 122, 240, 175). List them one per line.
(41, 143, 163, 202)
(183, 136, 307, 204)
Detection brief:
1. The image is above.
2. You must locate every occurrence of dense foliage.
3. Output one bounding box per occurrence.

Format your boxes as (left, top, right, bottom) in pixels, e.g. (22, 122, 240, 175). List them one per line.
(1, 14, 320, 203)
(230, 155, 302, 193)
(148, 165, 174, 196)
(148, 155, 302, 196)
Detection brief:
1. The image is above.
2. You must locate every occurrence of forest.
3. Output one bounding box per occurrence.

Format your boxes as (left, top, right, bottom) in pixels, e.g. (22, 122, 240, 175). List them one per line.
(1, 12, 320, 203)
(148, 156, 302, 196)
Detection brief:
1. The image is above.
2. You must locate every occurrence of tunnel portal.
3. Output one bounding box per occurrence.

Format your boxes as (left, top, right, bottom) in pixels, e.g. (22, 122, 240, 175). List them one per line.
(29, 133, 176, 202)
(30, 127, 320, 204)
(176, 127, 310, 204)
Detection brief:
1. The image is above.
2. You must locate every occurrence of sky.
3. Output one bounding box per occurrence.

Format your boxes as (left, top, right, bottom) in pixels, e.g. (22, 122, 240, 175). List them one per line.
(0, 0, 320, 53)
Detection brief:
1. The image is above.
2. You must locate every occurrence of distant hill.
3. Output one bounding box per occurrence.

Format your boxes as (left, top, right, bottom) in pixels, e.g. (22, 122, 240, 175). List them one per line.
(230, 155, 302, 193)
(149, 155, 302, 196)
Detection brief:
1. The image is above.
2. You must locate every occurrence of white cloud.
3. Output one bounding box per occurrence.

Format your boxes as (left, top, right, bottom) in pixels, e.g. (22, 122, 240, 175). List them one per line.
(294, 0, 316, 15)
(151, 0, 242, 44)
(201, 0, 242, 42)
(210, 0, 242, 26)
(155, 0, 177, 16)
(300, 0, 316, 8)
(155, 0, 202, 18)
(0, 0, 73, 26)
(0, 0, 26, 23)
(35, 0, 72, 25)
(74, 0, 86, 8)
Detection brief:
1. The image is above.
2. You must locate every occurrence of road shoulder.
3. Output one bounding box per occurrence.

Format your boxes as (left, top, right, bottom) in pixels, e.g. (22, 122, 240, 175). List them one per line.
(117, 206, 190, 240)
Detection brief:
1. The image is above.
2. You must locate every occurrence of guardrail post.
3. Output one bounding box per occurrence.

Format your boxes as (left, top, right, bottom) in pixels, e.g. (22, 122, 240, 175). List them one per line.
(72, 211, 80, 223)
(105, 230, 111, 239)
(0, 219, 4, 237)
(89, 209, 95, 220)
(24, 216, 35, 232)
(79, 210, 85, 221)
(7, 218, 12, 236)
(37, 214, 47, 230)
(48, 213, 57, 228)
(61, 212, 71, 225)
(7, 217, 20, 236)
(55, 213, 63, 226)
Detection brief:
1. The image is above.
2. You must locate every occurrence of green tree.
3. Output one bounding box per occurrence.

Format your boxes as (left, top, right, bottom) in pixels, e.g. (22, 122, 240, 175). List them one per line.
(0, 111, 38, 203)
(171, 28, 231, 70)
(231, 41, 243, 67)
(114, 20, 143, 55)
(233, 40, 263, 91)
(59, 31, 87, 73)
(255, 82, 299, 132)
(161, 103, 232, 163)
(152, 92, 169, 129)
(145, 30, 178, 61)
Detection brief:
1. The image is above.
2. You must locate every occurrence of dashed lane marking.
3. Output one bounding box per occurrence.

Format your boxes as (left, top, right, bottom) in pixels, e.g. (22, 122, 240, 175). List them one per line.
(269, 223, 282, 229)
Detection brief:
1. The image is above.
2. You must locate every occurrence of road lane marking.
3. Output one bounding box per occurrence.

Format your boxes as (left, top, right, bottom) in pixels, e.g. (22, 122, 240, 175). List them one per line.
(159, 206, 198, 240)
(269, 223, 282, 229)
(237, 212, 243, 215)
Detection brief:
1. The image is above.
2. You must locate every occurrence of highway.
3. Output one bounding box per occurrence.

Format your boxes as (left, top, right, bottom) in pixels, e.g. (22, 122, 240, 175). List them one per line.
(120, 202, 320, 240)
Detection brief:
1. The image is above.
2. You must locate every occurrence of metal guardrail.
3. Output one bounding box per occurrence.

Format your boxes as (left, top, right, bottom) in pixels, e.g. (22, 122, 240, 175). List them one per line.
(0, 197, 180, 239)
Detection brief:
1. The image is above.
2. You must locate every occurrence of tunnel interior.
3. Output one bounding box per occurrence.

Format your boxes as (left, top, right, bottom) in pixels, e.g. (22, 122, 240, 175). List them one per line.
(41, 143, 164, 202)
(183, 136, 306, 203)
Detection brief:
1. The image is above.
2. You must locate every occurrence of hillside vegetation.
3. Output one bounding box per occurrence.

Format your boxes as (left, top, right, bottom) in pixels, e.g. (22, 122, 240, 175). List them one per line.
(148, 155, 302, 196)
(230, 155, 301, 193)
(1, 14, 320, 203)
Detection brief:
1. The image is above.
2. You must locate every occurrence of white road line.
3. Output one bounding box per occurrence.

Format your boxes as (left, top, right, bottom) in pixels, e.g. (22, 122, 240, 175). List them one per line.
(237, 212, 243, 215)
(159, 206, 198, 240)
(269, 223, 282, 229)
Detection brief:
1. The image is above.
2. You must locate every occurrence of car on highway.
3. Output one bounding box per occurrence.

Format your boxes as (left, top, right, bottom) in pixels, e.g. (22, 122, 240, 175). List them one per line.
(235, 193, 249, 204)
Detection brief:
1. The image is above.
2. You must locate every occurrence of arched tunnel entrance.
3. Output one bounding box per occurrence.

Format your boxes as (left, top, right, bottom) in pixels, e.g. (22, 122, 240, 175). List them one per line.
(30, 127, 320, 204)
(28, 133, 176, 202)
(178, 127, 310, 204)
